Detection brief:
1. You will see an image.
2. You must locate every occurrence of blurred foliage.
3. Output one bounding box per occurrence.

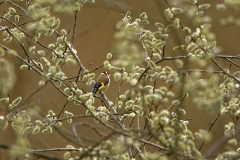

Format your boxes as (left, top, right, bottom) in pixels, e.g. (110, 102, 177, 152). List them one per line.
(0, 58, 16, 96)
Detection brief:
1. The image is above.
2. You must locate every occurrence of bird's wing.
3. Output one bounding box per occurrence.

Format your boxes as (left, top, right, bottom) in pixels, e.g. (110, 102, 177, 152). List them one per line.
(92, 82, 103, 94)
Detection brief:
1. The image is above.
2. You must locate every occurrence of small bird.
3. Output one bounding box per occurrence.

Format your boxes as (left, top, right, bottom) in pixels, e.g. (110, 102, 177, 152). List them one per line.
(92, 71, 110, 94)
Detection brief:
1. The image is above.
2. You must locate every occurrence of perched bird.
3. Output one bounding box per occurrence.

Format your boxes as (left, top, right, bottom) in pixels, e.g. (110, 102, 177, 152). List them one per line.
(92, 71, 110, 94)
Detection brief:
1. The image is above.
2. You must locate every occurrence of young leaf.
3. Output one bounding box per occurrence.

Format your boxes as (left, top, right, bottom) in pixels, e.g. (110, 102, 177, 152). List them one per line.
(199, 4, 210, 10)
(187, 0, 197, 4)
(0, 98, 9, 103)
(173, 45, 185, 51)
(171, 7, 184, 14)
(12, 97, 22, 106)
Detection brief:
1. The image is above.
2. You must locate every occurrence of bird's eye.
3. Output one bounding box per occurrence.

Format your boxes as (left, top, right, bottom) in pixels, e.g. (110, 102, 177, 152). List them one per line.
(104, 71, 109, 75)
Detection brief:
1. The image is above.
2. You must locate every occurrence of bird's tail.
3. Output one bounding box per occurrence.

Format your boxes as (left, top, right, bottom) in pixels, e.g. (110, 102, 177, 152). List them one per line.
(92, 82, 102, 94)
(92, 87, 98, 94)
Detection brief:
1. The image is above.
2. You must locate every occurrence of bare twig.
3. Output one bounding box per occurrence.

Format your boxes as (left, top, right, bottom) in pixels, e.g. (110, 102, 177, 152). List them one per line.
(198, 111, 220, 151)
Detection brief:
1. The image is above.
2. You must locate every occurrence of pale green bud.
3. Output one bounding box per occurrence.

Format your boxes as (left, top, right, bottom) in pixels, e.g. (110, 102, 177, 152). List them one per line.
(67, 118, 72, 123)
(183, 27, 191, 34)
(173, 18, 180, 28)
(104, 60, 111, 69)
(130, 78, 138, 86)
(42, 126, 53, 134)
(114, 72, 122, 81)
(7, 49, 17, 56)
(126, 100, 134, 106)
(159, 110, 170, 117)
(37, 50, 45, 57)
(155, 22, 165, 29)
(64, 87, 71, 93)
(199, 4, 210, 10)
(12, 97, 22, 106)
(38, 80, 45, 86)
(153, 53, 161, 60)
(119, 95, 126, 100)
(0, 47, 5, 57)
(0, 97, 9, 103)
(107, 53, 112, 60)
(32, 126, 40, 134)
(20, 64, 28, 70)
(9, 7, 16, 13)
(144, 85, 153, 91)
(171, 7, 183, 14)
(187, 0, 197, 4)
(228, 138, 237, 146)
(65, 58, 76, 65)
(164, 8, 174, 21)
(216, 4, 227, 11)
(178, 108, 186, 115)
(173, 45, 184, 51)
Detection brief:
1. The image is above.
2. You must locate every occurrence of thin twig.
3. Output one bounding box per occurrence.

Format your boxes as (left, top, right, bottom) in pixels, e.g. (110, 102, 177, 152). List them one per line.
(212, 58, 240, 83)
(57, 100, 69, 119)
(71, 11, 78, 45)
(198, 111, 220, 151)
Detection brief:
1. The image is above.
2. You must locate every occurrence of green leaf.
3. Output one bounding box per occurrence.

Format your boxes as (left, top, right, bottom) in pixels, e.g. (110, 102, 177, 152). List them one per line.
(0, 47, 5, 57)
(185, 35, 191, 43)
(119, 95, 126, 100)
(173, 18, 180, 28)
(3, 12, 11, 19)
(0, 97, 9, 103)
(187, 0, 197, 4)
(159, 110, 170, 117)
(148, 60, 156, 69)
(0, 120, 8, 131)
(183, 27, 191, 34)
(164, 8, 174, 21)
(14, 15, 20, 23)
(144, 40, 153, 47)
(32, 126, 41, 134)
(173, 45, 184, 51)
(153, 53, 161, 60)
(56, 59, 64, 66)
(209, 41, 216, 50)
(67, 118, 72, 123)
(199, 4, 210, 10)
(114, 72, 122, 81)
(125, 11, 131, 18)
(42, 126, 52, 134)
(139, 12, 148, 20)
(155, 41, 165, 48)
(65, 58, 76, 65)
(3, 35, 12, 43)
(171, 7, 183, 14)
(144, 85, 153, 91)
(142, 20, 149, 25)
(9, 7, 16, 14)
(37, 50, 45, 57)
(63, 152, 71, 159)
(125, 22, 133, 31)
(186, 42, 197, 51)
(164, 24, 175, 32)
(73, 2, 81, 12)
(175, 59, 183, 68)
(52, 18, 60, 30)
(12, 97, 22, 106)
(139, 34, 146, 41)
(201, 24, 211, 29)
(20, 64, 28, 70)
(216, 3, 227, 11)
(155, 22, 165, 29)
(107, 53, 112, 60)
